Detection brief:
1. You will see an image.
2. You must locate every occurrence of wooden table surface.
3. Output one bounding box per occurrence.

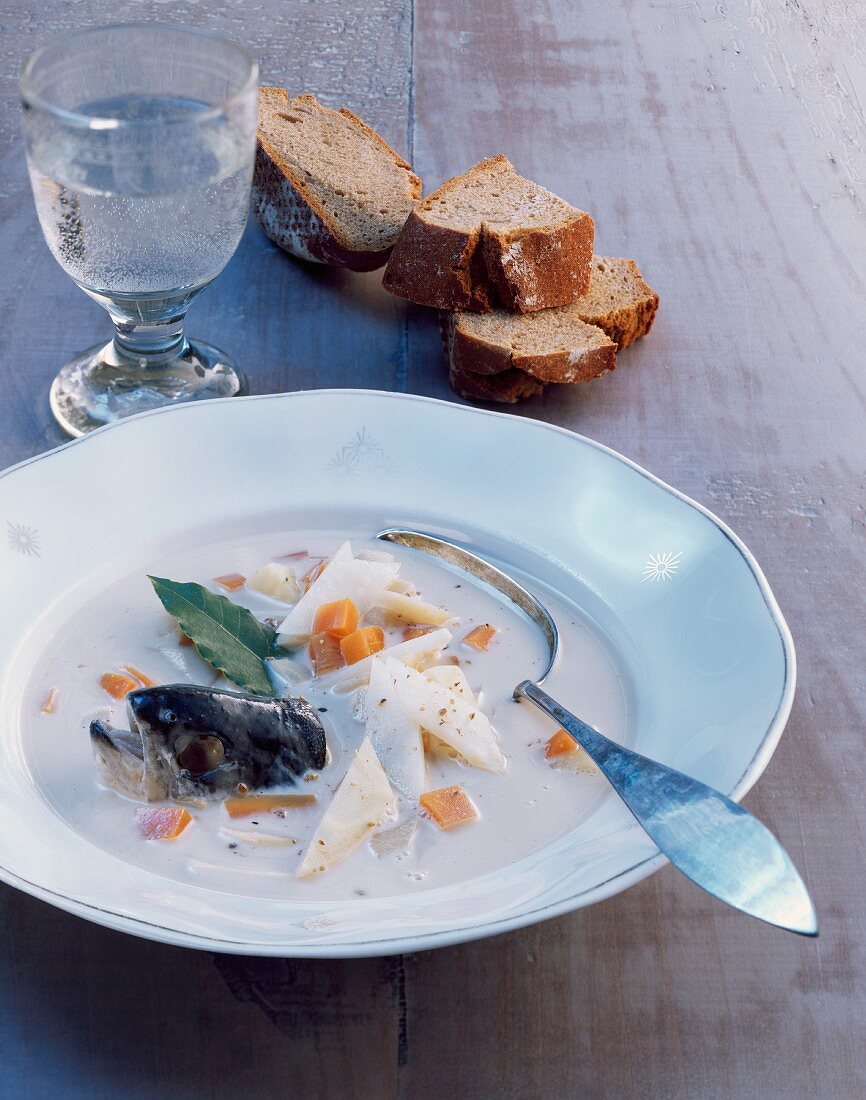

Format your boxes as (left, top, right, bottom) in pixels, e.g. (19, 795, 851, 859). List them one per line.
(1, 2, 864, 1097)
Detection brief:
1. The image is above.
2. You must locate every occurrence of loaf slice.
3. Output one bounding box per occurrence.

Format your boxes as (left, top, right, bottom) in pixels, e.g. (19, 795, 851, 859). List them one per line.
(253, 89, 421, 271)
(444, 308, 616, 385)
(449, 362, 546, 404)
(574, 257, 659, 348)
(383, 156, 594, 312)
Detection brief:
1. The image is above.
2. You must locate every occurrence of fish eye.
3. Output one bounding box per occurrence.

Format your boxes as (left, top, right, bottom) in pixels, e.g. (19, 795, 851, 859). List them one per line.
(160, 708, 177, 724)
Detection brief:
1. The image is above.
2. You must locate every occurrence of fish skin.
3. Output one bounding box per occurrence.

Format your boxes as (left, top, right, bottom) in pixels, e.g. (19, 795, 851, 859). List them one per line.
(89, 685, 326, 803)
(91, 718, 146, 798)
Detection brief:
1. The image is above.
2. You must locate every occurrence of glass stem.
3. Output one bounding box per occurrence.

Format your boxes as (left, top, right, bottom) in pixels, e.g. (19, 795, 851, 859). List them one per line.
(111, 316, 191, 370)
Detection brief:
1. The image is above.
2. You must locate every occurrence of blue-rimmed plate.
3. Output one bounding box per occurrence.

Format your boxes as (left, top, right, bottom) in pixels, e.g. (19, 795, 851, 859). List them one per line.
(0, 390, 794, 955)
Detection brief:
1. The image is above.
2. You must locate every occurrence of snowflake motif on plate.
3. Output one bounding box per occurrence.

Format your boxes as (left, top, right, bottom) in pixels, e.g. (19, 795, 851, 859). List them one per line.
(328, 428, 397, 480)
(301, 915, 337, 932)
(6, 522, 41, 558)
(641, 551, 682, 582)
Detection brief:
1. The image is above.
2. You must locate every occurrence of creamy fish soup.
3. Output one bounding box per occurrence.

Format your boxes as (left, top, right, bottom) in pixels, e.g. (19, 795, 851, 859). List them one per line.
(22, 532, 628, 901)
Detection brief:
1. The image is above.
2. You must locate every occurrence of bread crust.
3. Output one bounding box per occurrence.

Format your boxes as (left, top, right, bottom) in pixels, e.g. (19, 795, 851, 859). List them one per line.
(383, 156, 593, 312)
(448, 362, 546, 403)
(382, 211, 494, 309)
(575, 258, 659, 348)
(481, 216, 594, 311)
(252, 89, 421, 272)
(444, 312, 616, 384)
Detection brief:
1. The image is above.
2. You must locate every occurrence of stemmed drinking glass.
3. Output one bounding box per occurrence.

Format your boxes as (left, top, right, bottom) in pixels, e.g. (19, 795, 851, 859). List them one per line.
(20, 24, 258, 437)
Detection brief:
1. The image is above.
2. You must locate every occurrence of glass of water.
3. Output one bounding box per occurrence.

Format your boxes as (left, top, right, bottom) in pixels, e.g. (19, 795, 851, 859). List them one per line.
(20, 24, 258, 437)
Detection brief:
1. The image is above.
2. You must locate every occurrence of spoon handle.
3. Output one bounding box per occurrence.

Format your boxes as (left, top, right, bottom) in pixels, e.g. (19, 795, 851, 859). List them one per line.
(515, 680, 818, 935)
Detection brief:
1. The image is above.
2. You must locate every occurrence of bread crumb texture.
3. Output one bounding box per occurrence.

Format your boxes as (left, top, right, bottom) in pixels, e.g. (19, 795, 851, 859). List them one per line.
(254, 89, 420, 267)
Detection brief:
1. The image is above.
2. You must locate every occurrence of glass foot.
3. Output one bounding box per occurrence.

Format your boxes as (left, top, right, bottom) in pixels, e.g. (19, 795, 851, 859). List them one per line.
(49, 338, 248, 437)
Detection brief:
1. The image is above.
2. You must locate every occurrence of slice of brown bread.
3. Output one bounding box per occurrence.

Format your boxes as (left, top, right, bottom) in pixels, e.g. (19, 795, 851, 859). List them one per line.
(574, 256, 659, 348)
(443, 307, 617, 385)
(253, 89, 421, 271)
(383, 156, 594, 312)
(449, 362, 546, 404)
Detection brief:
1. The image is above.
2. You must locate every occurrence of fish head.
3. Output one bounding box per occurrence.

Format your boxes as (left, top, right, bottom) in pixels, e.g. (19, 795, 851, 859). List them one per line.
(125, 684, 326, 801)
(126, 684, 232, 797)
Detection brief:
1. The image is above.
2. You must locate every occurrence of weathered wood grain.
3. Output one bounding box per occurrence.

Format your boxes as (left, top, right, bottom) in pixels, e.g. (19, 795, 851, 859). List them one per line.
(0, 0, 864, 1097)
(406, 1, 866, 1097)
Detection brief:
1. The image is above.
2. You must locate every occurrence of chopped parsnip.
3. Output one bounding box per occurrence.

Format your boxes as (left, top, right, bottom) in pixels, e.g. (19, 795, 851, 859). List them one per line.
(220, 827, 298, 847)
(298, 737, 395, 877)
(375, 590, 452, 626)
(248, 562, 302, 603)
(366, 657, 426, 799)
(392, 661, 506, 773)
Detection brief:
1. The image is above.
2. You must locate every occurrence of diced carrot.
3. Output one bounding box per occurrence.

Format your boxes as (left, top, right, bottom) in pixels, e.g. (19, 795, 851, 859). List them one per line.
(41, 688, 59, 714)
(420, 785, 478, 829)
(310, 632, 345, 675)
(224, 793, 317, 818)
(545, 729, 577, 758)
(214, 572, 246, 591)
(340, 626, 385, 665)
(302, 559, 329, 590)
(100, 672, 140, 700)
(312, 597, 360, 638)
(402, 624, 436, 641)
(135, 806, 192, 840)
(178, 631, 194, 647)
(122, 663, 158, 688)
(421, 731, 431, 753)
(463, 624, 497, 651)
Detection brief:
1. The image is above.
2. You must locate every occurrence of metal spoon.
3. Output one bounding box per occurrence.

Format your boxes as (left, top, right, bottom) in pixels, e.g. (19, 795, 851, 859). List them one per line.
(377, 527, 817, 936)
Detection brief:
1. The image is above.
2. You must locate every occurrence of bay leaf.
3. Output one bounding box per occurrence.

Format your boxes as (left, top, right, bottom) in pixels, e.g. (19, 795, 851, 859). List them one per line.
(149, 575, 278, 696)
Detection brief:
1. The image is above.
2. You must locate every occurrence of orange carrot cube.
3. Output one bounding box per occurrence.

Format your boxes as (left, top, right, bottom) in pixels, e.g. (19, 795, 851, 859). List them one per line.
(402, 624, 435, 641)
(312, 597, 360, 638)
(420, 785, 478, 829)
(545, 729, 577, 758)
(100, 672, 140, 700)
(310, 632, 345, 675)
(224, 793, 317, 818)
(41, 688, 59, 714)
(122, 663, 158, 688)
(178, 631, 194, 647)
(463, 624, 497, 651)
(135, 806, 192, 840)
(340, 626, 385, 665)
(213, 572, 246, 591)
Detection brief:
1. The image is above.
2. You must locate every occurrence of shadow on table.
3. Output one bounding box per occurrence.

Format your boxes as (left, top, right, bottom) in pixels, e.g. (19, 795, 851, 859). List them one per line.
(0, 889, 399, 1099)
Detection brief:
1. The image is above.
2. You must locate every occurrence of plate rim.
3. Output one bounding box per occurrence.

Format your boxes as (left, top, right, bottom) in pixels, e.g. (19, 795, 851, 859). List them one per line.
(0, 390, 796, 955)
